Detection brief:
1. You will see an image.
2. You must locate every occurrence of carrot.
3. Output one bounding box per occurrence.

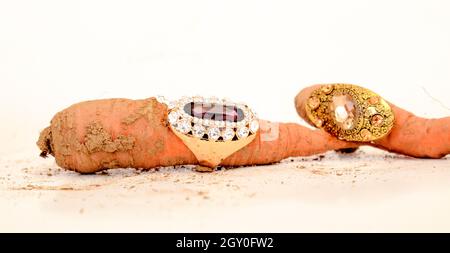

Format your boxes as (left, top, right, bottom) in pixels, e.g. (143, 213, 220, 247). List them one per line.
(295, 84, 450, 158)
(37, 97, 358, 173)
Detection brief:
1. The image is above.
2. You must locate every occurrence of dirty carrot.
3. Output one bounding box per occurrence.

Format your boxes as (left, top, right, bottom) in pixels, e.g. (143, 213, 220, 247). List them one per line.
(37, 97, 357, 173)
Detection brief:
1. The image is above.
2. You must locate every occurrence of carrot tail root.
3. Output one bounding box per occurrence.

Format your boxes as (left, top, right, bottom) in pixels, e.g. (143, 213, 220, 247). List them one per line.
(37, 126, 53, 158)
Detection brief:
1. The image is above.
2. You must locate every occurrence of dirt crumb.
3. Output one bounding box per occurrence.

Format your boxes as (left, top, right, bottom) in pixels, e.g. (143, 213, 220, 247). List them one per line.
(312, 155, 326, 161)
(11, 184, 102, 191)
(311, 169, 329, 176)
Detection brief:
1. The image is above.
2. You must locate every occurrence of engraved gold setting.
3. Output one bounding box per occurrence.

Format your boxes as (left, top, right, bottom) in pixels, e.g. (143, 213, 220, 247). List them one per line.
(305, 84, 394, 142)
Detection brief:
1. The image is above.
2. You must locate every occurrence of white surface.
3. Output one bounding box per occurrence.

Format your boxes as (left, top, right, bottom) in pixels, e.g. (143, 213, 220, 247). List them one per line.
(1, 148, 450, 232)
(0, 0, 449, 232)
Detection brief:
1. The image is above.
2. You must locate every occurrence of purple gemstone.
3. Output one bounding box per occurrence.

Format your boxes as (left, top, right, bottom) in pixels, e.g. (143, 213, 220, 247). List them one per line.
(183, 102, 244, 122)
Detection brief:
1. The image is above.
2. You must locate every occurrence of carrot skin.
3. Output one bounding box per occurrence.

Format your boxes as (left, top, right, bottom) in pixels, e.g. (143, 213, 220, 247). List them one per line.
(373, 105, 450, 158)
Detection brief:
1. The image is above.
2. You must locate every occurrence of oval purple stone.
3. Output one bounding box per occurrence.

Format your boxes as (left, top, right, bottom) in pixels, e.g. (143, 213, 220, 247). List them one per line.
(183, 102, 245, 122)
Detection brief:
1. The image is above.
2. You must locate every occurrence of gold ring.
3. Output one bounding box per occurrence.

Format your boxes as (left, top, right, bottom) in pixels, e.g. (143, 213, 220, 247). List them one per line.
(157, 96, 260, 169)
(305, 83, 394, 142)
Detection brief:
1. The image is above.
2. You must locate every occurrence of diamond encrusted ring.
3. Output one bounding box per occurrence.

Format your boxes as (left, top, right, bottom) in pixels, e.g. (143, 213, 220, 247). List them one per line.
(157, 96, 259, 169)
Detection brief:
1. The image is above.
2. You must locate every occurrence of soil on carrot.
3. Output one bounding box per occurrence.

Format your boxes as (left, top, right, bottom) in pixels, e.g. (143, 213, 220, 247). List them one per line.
(37, 127, 52, 157)
(121, 97, 164, 127)
(84, 121, 135, 154)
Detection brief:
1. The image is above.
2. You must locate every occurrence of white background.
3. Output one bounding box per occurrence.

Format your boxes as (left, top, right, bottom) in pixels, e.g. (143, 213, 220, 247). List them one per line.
(1, 0, 449, 154)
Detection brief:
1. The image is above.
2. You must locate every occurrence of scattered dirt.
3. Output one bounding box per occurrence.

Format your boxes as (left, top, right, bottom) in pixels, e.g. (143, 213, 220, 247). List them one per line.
(11, 184, 102, 191)
(310, 169, 330, 176)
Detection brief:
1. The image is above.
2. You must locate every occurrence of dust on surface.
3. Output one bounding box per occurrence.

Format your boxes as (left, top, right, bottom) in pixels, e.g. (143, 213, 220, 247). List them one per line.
(11, 184, 102, 191)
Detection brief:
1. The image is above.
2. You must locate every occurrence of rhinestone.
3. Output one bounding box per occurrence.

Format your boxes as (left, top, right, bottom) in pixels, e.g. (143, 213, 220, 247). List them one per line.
(368, 96, 380, 105)
(193, 96, 203, 103)
(360, 129, 372, 141)
(209, 96, 218, 103)
(342, 119, 353, 130)
(208, 127, 220, 141)
(314, 119, 323, 127)
(321, 84, 333, 94)
(184, 101, 244, 123)
(236, 127, 249, 139)
(371, 114, 384, 126)
(222, 98, 232, 104)
(366, 106, 377, 116)
(168, 111, 179, 125)
(192, 124, 206, 138)
(167, 101, 176, 109)
(176, 120, 191, 134)
(222, 128, 235, 141)
(217, 121, 225, 127)
(156, 95, 167, 104)
(251, 109, 258, 118)
(308, 96, 320, 110)
(237, 121, 246, 127)
(249, 120, 259, 133)
(330, 94, 357, 130)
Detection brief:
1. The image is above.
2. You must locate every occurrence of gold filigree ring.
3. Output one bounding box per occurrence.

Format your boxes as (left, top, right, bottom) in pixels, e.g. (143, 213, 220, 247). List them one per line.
(305, 84, 394, 142)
